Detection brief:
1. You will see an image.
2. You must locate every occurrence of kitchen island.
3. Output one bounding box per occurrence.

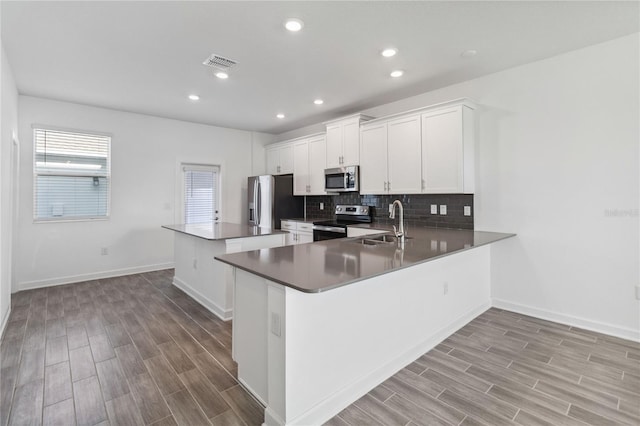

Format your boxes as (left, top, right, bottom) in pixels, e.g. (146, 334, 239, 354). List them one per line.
(215, 227, 514, 425)
(162, 222, 286, 320)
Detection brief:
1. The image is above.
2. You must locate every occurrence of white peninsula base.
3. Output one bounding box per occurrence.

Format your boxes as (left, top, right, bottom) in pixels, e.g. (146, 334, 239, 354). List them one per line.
(172, 231, 285, 320)
(232, 244, 492, 425)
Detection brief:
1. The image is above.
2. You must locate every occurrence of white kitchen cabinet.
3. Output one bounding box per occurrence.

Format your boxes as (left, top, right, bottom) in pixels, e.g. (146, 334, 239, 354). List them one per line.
(293, 141, 309, 195)
(421, 105, 475, 193)
(266, 143, 294, 175)
(359, 114, 421, 194)
(387, 114, 422, 194)
(359, 122, 388, 194)
(324, 114, 371, 168)
(293, 134, 326, 196)
(281, 220, 313, 245)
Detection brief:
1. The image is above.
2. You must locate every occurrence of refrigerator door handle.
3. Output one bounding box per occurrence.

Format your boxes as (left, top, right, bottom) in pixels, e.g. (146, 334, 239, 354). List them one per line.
(256, 180, 262, 226)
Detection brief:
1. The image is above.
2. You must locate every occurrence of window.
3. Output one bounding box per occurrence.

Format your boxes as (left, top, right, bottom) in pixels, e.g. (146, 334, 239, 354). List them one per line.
(182, 164, 220, 224)
(34, 127, 111, 221)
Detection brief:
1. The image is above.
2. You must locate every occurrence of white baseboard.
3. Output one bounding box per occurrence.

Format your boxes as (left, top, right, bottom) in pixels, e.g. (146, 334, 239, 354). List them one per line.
(172, 276, 232, 321)
(18, 262, 175, 291)
(0, 306, 11, 340)
(288, 300, 492, 426)
(492, 298, 640, 343)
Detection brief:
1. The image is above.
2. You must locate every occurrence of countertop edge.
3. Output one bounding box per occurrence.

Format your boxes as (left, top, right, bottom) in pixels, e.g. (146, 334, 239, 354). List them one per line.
(215, 232, 516, 293)
(162, 224, 287, 241)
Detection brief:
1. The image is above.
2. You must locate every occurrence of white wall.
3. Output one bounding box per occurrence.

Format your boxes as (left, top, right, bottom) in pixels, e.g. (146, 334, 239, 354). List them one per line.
(16, 96, 271, 289)
(1, 43, 19, 332)
(278, 34, 640, 339)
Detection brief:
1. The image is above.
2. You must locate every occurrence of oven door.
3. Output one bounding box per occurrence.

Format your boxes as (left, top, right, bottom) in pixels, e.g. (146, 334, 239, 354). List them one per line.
(313, 225, 347, 241)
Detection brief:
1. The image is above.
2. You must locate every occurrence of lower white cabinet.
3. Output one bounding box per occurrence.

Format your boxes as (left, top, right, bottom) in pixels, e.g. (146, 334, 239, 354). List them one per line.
(281, 220, 313, 245)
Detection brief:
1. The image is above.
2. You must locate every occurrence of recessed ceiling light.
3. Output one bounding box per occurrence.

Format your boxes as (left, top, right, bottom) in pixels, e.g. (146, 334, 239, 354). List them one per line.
(284, 18, 304, 32)
(188, 94, 200, 101)
(276, 113, 285, 119)
(381, 48, 397, 58)
(313, 99, 324, 105)
(215, 71, 229, 79)
(461, 49, 478, 58)
(390, 70, 404, 78)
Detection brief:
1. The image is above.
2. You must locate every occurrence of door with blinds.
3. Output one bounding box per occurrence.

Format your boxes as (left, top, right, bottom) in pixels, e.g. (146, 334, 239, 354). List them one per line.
(182, 164, 220, 224)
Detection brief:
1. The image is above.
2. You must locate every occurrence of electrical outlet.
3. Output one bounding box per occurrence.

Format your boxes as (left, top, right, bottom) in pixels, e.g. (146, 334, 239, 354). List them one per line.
(440, 205, 447, 215)
(430, 204, 438, 214)
(389, 204, 394, 214)
(636, 285, 640, 300)
(319, 202, 324, 210)
(101, 247, 108, 256)
(443, 282, 449, 295)
(193, 259, 198, 269)
(464, 206, 471, 216)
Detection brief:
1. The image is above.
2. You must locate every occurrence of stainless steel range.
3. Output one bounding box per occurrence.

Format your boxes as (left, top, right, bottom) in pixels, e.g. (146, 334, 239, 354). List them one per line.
(312, 205, 372, 241)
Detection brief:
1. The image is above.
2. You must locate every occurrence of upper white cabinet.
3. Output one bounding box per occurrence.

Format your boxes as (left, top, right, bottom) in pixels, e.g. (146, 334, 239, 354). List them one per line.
(324, 114, 371, 168)
(293, 134, 326, 196)
(387, 114, 422, 194)
(360, 99, 475, 195)
(421, 105, 475, 193)
(360, 115, 422, 194)
(266, 143, 294, 175)
(359, 123, 388, 194)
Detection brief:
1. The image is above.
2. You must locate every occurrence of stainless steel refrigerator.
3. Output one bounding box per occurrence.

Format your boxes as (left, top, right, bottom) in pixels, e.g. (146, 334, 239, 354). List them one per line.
(248, 174, 304, 229)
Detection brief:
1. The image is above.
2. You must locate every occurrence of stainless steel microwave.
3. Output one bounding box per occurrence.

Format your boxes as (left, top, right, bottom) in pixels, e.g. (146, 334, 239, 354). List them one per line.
(324, 166, 359, 192)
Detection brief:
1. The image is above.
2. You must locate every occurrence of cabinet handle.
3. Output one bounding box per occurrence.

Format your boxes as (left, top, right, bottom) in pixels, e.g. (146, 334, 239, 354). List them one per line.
(421, 179, 425, 191)
(384, 181, 387, 191)
(388, 181, 391, 192)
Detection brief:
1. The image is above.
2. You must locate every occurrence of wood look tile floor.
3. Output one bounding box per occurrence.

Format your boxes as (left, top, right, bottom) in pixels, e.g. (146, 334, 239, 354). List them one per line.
(2, 271, 639, 426)
(1, 270, 262, 426)
(325, 308, 640, 426)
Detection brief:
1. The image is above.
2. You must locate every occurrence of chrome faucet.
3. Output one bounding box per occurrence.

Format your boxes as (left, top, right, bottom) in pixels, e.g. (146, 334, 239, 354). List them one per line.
(389, 200, 405, 246)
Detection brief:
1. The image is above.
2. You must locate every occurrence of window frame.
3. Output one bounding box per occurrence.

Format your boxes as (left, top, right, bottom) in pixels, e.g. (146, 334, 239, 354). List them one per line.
(180, 163, 221, 225)
(32, 124, 112, 223)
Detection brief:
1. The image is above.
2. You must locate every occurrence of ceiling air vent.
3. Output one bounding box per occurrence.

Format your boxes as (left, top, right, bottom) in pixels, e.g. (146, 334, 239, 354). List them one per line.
(202, 54, 237, 70)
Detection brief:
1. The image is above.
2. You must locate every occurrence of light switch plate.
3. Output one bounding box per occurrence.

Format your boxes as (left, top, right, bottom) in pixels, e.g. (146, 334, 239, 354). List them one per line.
(271, 312, 281, 337)
(464, 206, 471, 216)
(430, 204, 438, 214)
(319, 202, 324, 210)
(440, 205, 447, 215)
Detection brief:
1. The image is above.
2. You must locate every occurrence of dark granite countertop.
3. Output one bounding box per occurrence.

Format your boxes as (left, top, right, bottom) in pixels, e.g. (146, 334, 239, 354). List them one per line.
(215, 227, 515, 293)
(162, 223, 286, 241)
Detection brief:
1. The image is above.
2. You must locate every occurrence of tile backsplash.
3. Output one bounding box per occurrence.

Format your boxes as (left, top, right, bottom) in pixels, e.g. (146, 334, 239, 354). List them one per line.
(306, 193, 474, 229)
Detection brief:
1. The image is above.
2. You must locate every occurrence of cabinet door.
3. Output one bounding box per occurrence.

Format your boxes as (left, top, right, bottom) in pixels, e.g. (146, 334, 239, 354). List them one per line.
(297, 232, 313, 244)
(325, 124, 342, 168)
(421, 107, 463, 193)
(387, 114, 422, 194)
(359, 123, 388, 194)
(279, 144, 294, 174)
(308, 135, 326, 195)
(266, 147, 280, 175)
(342, 119, 360, 166)
(293, 140, 309, 195)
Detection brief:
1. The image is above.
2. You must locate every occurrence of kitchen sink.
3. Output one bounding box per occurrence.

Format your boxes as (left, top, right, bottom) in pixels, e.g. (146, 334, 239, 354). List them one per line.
(354, 234, 412, 245)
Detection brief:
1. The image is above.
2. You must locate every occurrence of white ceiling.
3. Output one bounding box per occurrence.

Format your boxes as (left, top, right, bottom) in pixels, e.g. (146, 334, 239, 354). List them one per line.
(2, 1, 638, 134)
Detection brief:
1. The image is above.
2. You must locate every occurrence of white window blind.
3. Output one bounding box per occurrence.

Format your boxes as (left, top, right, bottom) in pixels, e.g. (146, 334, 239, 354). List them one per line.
(34, 127, 111, 221)
(183, 164, 220, 224)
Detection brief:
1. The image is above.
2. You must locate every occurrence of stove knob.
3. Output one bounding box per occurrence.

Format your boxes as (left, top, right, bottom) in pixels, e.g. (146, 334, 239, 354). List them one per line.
(362, 208, 368, 214)
(337, 207, 342, 212)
